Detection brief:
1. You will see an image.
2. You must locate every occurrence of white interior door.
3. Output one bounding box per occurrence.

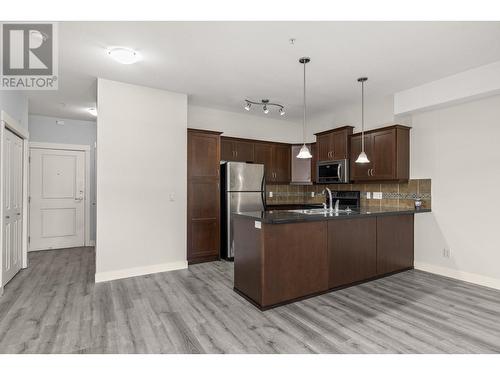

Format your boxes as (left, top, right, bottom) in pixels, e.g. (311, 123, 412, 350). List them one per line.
(29, 148, 85, 251)
(2, 129, 23, 285)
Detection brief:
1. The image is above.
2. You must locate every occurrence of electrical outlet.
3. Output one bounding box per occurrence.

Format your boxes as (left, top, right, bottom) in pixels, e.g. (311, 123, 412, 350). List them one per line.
(373, 192, 383, 200)
(311, 192, 315, 197)
(268, 191, 273, 198)
(366, 192, 371, 199)
(443, 248, 451, 258)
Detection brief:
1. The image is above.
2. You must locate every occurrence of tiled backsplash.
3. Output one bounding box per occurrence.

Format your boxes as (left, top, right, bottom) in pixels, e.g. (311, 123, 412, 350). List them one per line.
(267, 179, 431, 210)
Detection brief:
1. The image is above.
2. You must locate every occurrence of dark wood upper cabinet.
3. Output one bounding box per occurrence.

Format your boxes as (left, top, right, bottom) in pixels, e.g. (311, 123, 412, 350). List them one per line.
(315, 126, 354, 161)
(350, 125, 410, 182)
(376, 215, 414, 275)
(221, 138, 234, 161)
(350, 134, 372, 181)
(310, 142, 317, 183)
(254, 142, 290, 183)
(273, 144, 291, 183)
(221, 137, 254, 162)
(254, 143, 274, 181)
(187, 129, 222, 264)
(327, 217, 377, 288)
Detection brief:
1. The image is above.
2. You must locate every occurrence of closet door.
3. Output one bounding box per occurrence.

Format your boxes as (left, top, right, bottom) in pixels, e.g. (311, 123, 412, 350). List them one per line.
(2, 129, 23, 286)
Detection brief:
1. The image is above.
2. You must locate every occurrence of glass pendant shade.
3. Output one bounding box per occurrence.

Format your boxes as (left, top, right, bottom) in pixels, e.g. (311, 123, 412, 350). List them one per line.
(355, 151, 370, 164)
(297, 143, 312, 159)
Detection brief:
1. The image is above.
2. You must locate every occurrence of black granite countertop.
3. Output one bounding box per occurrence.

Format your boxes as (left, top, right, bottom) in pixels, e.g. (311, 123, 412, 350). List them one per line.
(233, 206, 431, 224)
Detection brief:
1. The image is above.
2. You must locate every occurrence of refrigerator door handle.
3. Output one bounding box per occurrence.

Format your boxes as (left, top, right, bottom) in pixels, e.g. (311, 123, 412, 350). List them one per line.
(261, 173, 267, 211)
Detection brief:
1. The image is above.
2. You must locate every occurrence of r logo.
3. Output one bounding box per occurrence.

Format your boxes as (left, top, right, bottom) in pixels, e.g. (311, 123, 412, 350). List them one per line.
(2, 23, 53, 75)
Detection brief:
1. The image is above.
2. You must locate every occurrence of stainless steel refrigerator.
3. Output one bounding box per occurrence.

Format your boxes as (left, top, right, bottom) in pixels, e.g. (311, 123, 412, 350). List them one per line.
(221, 162, 265, 260)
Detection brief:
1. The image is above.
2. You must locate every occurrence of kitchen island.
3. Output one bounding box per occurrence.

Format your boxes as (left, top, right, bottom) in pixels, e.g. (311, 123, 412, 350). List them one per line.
(232, 207, 431, 309)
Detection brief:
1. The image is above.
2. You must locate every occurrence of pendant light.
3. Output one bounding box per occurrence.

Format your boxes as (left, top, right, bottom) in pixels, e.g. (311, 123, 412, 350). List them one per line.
(355, 77, 370, 164)
(297, 57, 312, 159)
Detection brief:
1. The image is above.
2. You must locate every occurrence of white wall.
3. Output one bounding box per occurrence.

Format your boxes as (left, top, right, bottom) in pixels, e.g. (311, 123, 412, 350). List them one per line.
(0, 92, 28, 130)
(96, 79, 188, 282)
(28, 115, 97, 242)
(307, 95, 399, 140)
(411, 94, 500, 288)
(188, 105, 302, 143)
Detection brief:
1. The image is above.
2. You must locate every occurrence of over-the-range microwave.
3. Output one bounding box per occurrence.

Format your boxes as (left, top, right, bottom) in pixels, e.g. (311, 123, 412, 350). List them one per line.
(316, 159, 349, 184)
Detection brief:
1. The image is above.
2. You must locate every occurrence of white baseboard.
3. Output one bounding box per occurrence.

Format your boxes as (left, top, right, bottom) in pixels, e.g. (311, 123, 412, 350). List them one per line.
(95, 260, 188, 283)
(414, 261, 500, 290)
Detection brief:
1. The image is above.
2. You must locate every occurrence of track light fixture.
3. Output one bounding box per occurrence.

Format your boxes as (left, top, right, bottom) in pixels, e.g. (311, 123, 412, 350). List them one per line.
(243, 99, 285, 116)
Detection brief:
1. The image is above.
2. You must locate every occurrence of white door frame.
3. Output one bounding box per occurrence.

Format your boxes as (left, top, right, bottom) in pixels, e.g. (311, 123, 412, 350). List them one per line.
(29, 142, 92, 250)
(0, 110, 29, 295)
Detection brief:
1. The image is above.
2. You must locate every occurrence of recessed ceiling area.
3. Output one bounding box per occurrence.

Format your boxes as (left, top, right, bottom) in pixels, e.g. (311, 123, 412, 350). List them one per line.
(26, 21, 500, 121)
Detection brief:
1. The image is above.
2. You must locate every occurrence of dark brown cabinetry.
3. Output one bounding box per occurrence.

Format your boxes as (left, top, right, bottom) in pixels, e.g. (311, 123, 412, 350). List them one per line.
(350, 125, 410, 182)
(272, 144, 291, 183)
(254, 142, 290, 183)
(376, 215, 414, 275)
(310, 142, 317, 183)
(233, 213, 415, 309)
(328, 217, 377, 288)
(315, 126, 354, 161)
(221, 138, 254, 162)
(187, 129, 221, 264)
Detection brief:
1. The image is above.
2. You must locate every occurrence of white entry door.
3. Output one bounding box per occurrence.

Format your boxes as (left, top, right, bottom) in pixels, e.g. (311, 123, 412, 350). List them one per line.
(2, 129, 23, 285)
(29, 148, 85, 250)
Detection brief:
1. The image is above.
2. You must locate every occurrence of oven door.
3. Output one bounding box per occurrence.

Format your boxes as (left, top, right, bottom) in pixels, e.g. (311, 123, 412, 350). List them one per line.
(317, 160, 346, 183)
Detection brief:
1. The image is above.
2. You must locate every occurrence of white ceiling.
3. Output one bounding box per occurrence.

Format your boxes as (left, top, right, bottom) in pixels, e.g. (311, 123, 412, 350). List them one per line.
(26, 21, 500, 122)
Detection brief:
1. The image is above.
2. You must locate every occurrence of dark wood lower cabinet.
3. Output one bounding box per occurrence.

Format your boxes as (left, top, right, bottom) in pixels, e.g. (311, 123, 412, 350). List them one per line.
(328, 218, 377, 288)
(376, 214, 414, 275)
(233, 213, 415, 309)
(262, 221, 328, 306)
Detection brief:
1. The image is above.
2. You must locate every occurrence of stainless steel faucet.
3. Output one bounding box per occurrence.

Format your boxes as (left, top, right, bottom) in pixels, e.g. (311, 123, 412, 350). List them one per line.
(322, 187, 333, 212)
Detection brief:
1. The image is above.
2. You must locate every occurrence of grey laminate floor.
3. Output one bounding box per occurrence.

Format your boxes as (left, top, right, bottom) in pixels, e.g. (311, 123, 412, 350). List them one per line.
(1, 247, 499, 353)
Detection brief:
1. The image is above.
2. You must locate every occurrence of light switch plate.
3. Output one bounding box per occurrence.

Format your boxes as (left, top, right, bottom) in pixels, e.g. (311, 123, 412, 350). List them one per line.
(366, 192, 371, 199)
(268, 191, 273, 198)
(311, 192, 315, 197)
(373, 192, 382, 200)
(255, 221, 261, 229)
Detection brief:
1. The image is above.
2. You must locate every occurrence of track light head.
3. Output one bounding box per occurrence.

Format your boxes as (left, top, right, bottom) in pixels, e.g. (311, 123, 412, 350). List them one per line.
(244, 102, 251, 111)
(279, 108, 285, 116)
(263, 105, 269, 114)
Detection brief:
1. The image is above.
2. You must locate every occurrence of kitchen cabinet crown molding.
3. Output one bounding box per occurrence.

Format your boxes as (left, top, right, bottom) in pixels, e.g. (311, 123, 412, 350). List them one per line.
(314, 125, 354, 137)
(349, 124, 411, 137)
(188, 128, 223, 135)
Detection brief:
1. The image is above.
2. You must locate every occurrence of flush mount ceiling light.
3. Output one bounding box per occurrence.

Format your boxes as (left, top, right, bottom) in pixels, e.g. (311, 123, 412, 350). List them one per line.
(243, 99, 285, 116)
(107, 47, 141, 65)
(87, 108, 97, 116)
(355, 77, 370, 164)
(297, 57, 312, 159)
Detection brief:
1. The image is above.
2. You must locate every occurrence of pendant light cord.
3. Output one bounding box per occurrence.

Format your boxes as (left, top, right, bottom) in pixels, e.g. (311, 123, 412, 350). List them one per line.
(361, 79, 365, 152)
(303, 60, 306, 144)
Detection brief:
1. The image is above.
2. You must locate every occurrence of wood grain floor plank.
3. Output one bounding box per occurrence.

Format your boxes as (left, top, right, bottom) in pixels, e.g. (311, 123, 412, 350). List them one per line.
(0, 247, 499, 353)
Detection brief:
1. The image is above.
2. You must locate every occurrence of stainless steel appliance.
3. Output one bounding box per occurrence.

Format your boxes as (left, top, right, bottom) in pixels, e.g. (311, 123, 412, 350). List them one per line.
(316, 159, 349, 184)
(221, 162, 265, 260)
